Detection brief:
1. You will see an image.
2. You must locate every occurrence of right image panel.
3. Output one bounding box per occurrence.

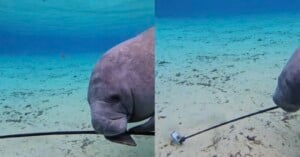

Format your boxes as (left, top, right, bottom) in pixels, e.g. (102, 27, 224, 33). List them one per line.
(155, 0, 300, 156)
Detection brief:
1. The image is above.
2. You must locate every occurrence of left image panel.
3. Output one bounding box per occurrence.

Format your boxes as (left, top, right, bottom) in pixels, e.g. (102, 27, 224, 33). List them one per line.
(0, 0, 154, 156)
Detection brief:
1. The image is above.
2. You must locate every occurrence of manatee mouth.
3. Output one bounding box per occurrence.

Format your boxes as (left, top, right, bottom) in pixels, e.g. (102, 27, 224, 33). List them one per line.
(273, 87, 299, 112)
(92, 116, 127, 136)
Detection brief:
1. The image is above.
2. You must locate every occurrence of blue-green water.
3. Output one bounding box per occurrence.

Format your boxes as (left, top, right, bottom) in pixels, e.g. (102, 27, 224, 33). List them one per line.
(155, 0, 300, 157)
(0, 0, 153, 54)
(156, 0, 300, 17)
(1, 0, 300, 156)
(0, 1, 154, 156)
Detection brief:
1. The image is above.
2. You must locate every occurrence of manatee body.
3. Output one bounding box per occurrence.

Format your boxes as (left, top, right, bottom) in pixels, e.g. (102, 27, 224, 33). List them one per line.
(273, 48, 300, 112)
(87, 27, 154, 146)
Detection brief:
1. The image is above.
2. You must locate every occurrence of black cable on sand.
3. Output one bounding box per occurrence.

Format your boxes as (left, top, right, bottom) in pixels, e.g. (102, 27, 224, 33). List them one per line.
(185, 106, 279, 140)
(0, 130, 154, 139)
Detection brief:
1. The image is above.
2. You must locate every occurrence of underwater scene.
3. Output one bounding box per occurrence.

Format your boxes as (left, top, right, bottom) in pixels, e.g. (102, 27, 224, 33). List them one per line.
(155, 0, 300, 157)
(0, 0, 154, 156)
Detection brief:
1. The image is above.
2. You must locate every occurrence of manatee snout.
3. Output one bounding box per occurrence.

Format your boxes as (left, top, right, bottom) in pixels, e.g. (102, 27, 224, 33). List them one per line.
(273, 85, 299, 112)
(91, 112, 127, 136)
(273, 48, 300, 112)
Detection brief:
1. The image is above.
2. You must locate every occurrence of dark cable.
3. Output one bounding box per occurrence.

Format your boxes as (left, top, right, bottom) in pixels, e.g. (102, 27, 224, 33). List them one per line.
(183, 106, 279, 141)
(0, 130, 154, 139)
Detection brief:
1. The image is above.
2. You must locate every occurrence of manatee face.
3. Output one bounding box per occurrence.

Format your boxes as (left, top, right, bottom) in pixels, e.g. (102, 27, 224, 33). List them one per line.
(273, 48, 300, 112)
(89, 100, 129, 136)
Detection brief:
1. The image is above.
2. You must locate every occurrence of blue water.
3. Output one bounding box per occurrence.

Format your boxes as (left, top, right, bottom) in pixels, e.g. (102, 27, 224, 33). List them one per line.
(0, 1, 154, 156)
(155, 0, 300, 156)
(156, 0, 300, 17)
(0, 0, 154, 54)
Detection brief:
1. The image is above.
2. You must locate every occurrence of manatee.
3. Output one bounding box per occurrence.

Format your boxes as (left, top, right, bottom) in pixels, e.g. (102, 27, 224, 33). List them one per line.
(273, 48, 300, 112)
(87, 27, 154, 146)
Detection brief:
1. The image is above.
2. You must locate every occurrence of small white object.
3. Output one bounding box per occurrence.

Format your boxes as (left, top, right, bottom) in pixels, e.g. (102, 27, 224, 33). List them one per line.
(170, 131, 185, 145)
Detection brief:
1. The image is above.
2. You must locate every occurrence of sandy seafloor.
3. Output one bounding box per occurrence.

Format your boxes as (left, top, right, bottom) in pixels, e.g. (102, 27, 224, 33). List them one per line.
(0, 53, 154, 157)
(155, 12, 300, 157)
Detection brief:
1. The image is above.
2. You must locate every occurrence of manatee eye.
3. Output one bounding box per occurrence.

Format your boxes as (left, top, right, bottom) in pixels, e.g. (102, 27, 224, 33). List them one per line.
(109, 94, 121, 102)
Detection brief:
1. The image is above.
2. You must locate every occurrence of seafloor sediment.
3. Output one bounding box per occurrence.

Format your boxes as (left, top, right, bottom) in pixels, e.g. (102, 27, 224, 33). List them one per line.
(156, 12, 300, 157)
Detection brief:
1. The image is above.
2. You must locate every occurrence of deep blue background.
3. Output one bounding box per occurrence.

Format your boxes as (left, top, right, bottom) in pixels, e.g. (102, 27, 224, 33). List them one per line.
(156, 0, 300, 17)
(0, 0, 153, 54)
(0, 26, 150, 54)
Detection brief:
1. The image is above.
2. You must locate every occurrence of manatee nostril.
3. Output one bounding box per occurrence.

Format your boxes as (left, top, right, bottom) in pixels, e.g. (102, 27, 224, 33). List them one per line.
(111, 95, 120, 101)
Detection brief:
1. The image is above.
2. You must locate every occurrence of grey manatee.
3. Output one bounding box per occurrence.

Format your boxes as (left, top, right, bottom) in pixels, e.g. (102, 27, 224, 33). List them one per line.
(273, 47, 300, 112)
(87, 27, 154, 146)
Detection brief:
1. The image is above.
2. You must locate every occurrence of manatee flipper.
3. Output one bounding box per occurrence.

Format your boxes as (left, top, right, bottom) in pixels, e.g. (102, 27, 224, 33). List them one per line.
(128, 116, 154, 134)
(105, 116, 154, 146)
(104, 133, 136, 146)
